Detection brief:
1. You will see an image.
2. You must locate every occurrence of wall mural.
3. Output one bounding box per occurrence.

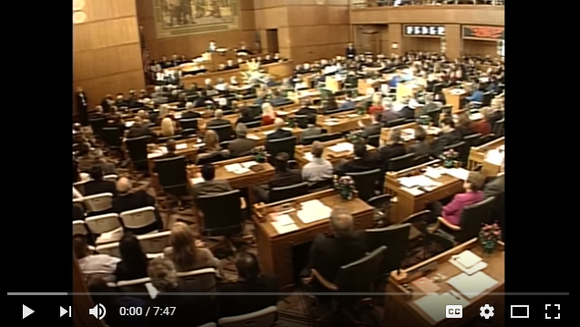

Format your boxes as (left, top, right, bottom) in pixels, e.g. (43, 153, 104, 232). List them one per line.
(153, 0, 240, 38)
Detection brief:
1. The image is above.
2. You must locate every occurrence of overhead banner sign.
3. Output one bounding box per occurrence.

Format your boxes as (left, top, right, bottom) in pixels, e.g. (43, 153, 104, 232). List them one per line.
(462, 26, 504, 40)
(404, 25, 445, 37)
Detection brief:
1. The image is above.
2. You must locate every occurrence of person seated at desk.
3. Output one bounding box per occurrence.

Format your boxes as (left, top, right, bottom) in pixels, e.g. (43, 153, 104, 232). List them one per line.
(73, 235, 120, 281)
(101, 94, 115, 113)
(126, 116, 157, 141)
(388, 73, 402, 88)
(196, 130, 228, 162)
(106, 110, 126, 133)
(335, 140, 382, 175)
(484, 160, 504, 199)
(396, 97, 415, 120)
(225, 59, 238, 70)
(215, 78, 228, 92)
(83, 165, 118, 197)
(465, 84, 484, 104)
(340, 94, 355, 110)
(193, 90, 216, 108)
(487, 98, 504, 127)
(114, 233, 149, 282)
(113, 177, 163, 231)
(279, 78, 293, 94)
(180, 102, 202, 120)
(253, 152, 302, 202)
(228, 123, 256, 157)
(295, 99, 317, 124)
(254, 90, 267, 107)
(77, 143, 117, 175)
(408, 126, 430, 156)
(429, 117, 462, 156)
(146, 257, 215, 327)
(417, 94, 440, 116)
(368, 93, 384, 115)
(235, 107, 256, 125)
(266, 118, 292, 141)
(321, 95, 339, 113)
(428, 171, 484, 224)
(159, 117, 178, 138)
(472, 107, 491, 135)
(218, 252, 278, 318)
(206, 109, 230, 128)
(261, 103, 277, 126)
(380, 100, 399, 125)
(360, 112, 382, 138)
(456, 112, 476, 137)
(270, 90, 288, 106)
(302, 141, 333, 183)
(300, 123, 322, 143)
(378, 129, 406, 163)
(191, 163, 233, 201)
(306, 207, 366, 293)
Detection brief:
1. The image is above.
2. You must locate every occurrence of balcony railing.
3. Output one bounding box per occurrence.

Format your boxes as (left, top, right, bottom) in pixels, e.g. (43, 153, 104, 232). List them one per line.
(351, 0, 504, 8)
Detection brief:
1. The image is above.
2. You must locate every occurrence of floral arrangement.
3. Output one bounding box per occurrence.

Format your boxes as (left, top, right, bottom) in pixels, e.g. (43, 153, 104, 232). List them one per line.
(286, 117, 295, 128)
(240, 59, 269, 85)
(479, 223, 501, 254)
(418, 115, 431, 126)
(345, 131, 362, 143)
(356, 106, 366, 116)
(252, 146, 266, 163)
(334, 175, 356, 200)
(440, 149, 458, 168)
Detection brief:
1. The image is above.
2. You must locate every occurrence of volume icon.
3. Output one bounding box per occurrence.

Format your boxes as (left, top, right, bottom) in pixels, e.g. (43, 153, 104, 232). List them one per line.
(88, 303, 106, 320)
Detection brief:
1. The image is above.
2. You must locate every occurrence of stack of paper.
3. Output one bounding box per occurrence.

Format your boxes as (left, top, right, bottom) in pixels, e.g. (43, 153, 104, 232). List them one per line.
(176, 143, 188, 150)
(329, 143, 352, 152)
(297, 200, 332, 224)
(247, 134, 260, 140)
(449, 250, 487, 275)
(444, 168, 470, 180)
(414, 292, 469, 322)
(485, 149, 504, 166)
(446, 271, 498, 299)
(424, 167, 442, 179)
(399, 175, 441, 188)
(262, 130, 275, 135)
(241, 161, 259, 168)
(401, 128, 415, 137)
(224, 163, 251, 175)
(270, 214, 299, 234)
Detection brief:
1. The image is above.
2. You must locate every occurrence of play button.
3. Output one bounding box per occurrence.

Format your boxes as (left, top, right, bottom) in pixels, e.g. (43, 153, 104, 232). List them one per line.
(23, 305, 34, 319)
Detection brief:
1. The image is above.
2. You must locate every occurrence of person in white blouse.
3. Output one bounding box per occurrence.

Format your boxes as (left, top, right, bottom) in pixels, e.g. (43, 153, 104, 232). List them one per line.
(74, 235, 120, 281)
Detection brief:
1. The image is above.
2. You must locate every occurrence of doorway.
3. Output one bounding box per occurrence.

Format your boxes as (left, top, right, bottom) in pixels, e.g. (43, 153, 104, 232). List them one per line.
(266, 29, 279, 53)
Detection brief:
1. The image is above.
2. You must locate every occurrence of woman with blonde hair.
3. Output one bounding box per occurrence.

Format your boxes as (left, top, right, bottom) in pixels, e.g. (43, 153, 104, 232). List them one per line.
(162, 222, 220, 272)
(261, 102, 276, 126)
(160, 117, 175, 137)
(159, 104, 170, 118)
(196, 130, 228, 163)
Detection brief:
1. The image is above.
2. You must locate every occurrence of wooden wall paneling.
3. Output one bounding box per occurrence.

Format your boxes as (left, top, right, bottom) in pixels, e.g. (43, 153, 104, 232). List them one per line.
(73, 0, 145, 114)
(403, 37, 441, 53)
(379, 25, 389, 55)
(387, 23, 403, 56)
(463, 39, 498, 57)
(444, 24, 461, 59)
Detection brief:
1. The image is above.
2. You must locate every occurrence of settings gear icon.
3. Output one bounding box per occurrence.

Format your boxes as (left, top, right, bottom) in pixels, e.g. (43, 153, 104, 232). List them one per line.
(480, 304, 494, 319)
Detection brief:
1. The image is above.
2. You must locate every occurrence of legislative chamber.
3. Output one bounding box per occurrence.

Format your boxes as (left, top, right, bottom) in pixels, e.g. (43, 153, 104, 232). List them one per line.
(72, 1, 505, 326)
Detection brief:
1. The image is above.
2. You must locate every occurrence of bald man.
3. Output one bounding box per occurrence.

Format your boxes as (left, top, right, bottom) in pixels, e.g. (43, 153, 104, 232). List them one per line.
(112, 177, 163, 233)
(206, 108, 230, 128)
(308, 207, 366, 283)
(266, 118, 292, 141)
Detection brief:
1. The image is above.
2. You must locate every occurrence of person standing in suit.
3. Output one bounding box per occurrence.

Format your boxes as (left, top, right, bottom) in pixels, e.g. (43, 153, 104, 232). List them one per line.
(76, 86, 89, 126)
(429, 117, 462, 156)
(345, 43, 356, 60)
(360, 112, 382, 138)
(83, 165, 118, 197)
(266, 118, 292, 142)
(408, 126, 430, 156)
(335, 141, 382, 175)
(218, 252, 278, 318)
(308, 207, 367, 288)
(191, 163, 232, 198)
(252, 152, 302, 202)
(228, 124, 256, 157)
(206, 109, 230, 128)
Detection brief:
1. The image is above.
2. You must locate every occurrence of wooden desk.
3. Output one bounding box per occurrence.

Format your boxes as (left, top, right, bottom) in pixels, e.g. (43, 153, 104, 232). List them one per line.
(187, 156, 274, 190)
(247, 126, 303, 147)
(147, 139, 200, 165)
(252, 189, 375, 289)
(384, 161, 464, 223)
(443, 88, 466, 114)
(467, 137, 504, 176)
(294, 138, 376, 168)
(179, 60, 294, 86)
(380, 122, 438, 148)
(384, 238, 505, 327)
(316, 111, 372, 134)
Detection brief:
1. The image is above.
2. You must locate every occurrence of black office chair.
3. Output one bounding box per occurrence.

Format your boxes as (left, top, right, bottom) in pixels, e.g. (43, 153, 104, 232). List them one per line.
(101, 127, 123, 154)
(125, 136, 149, 173)
(426, 108, 442, 126)
(294, 115, 308, 129)
(463, 133, 482, 155)
(266, 136, 296, 160)
(346, 169, 382, 201)
(365, 223, 411, 279)
(385, 118, 406, 127)
(366, 134, 380, 147)
(243, 120, 261, 129)
(197, 190, 245, 252)
(179, 118, 199, 134)
(196, 152, 228, 165)
(319, 132, 343, 142)
(413, 154, 430, 165)
(440, 105, 453, 115)
(158, 134, 183, 143)
(207, 124, 234, 142)
(269, 182, 309, 203)
(367, 194, 392, 226)
(429, 197, 496, 250)
(478, 133, 495, 145)
(388, 153, 415, 171)
(248, 104, 262, 119)
(493, 119, 504, 137)
(154, 155, 190, 211)
(89, 116, 107, 138)
(301, 134, 325, 145)
(307, 179, 333, 192)
(482, 91, 493, 107)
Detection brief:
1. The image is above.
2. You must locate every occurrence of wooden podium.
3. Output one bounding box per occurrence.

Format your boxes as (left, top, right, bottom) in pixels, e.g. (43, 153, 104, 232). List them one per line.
(443, 88, 466, 113)
(325, 76, 343, 93)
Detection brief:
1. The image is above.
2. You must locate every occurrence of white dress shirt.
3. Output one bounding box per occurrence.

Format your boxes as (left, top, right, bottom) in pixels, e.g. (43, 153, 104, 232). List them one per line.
(77, 254, 120, 281)
(302, 157, 333, 182)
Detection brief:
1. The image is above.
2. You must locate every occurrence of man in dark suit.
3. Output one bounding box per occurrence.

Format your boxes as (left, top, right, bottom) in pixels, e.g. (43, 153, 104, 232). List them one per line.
(380, 101, 400, 125)
(192, 164, 232, 199)
(193, 90, 216, 108)
(206, 109, 230, 128)
(218, 252, 278, 318)
(397, 98, 415, 120)
(408, 126, 431, 156)
(430, 117, 462, 156)
(378, 130, 406, 164)
(417, 94, 439, 116)
(83, 165, 118, 197)
(345, 43, 356, 60)
(112, 177, 163, 232)
(252, 152, 302, 202)
(181, 102, 202, 119)
(76, 86, 89, 126)
(126, 116, 157, 141)
(335, 141, 382, 175)
(300, 124, 322, 143)
(228, 123, 256, 157)
(308, 207, 366, 286)
(266, 118, 292, 141)
(360, 112, 382, 138)
(295, 99, 317, 127)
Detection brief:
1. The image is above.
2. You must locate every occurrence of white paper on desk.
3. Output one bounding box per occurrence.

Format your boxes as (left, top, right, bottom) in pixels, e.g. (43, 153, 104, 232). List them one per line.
(247, 134, 260, 140)
(241, 161, 259, 168)
(424, 167, 442, 179)
(329, 143, 352, 152)
(346, 114, 358, 118)
(452, 250, 482, 269)
(262, 130, 275, 135)
(303, 152, 314, 162)
(271, 221, 299, 234)
(176, 143, 187, 150)
(485, 149, 504, 166)
(273, 214, 294, 226)
(444, 168, 470, 181)
(174, 113, 182, 119)
(224, 163, 242, 172)
(447, 271, 498, 299)
(297, 200, 332, 223)
(232, 167, 250, 174)
(401, 187, 424, 196)
(324, 122, 338, 126)
(148, 152, 162, 159)
(190, 177, 204, 184)
(414, 292, 469, 322)
(413, 175, 440, 187)
(399, 177, 418, 188)
(449, 258, 487, 275)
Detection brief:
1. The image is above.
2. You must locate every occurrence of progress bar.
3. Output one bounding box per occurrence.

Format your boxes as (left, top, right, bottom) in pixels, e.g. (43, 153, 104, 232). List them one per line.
(7, 292, 570, 296)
